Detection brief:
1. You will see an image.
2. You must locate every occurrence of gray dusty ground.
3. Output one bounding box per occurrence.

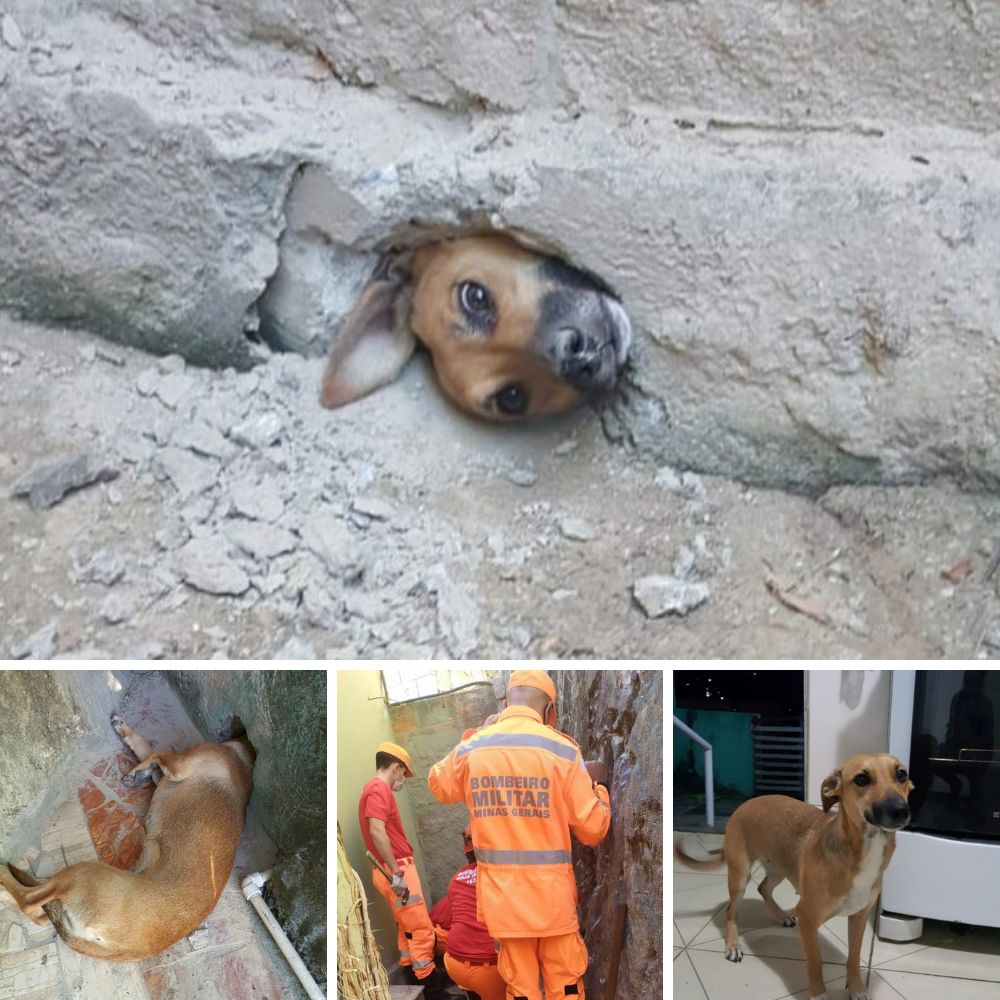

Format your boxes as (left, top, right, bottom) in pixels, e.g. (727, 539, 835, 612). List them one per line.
(1, 315, 998, 660)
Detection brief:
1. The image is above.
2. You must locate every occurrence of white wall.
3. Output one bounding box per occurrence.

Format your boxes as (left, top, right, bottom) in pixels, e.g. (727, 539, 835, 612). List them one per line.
(805, 669, 893, 806)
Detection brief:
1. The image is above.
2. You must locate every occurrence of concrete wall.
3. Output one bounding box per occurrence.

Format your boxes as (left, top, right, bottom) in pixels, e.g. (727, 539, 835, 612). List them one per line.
(388, 682, 500, 906)
(805, 668, 892, 805)
(0, 669, 133, 848)
(163, 669, 327, 978)
(336, 669, 431, 967)
(2, 2, 997, 491)
(558, 669, 663, 1000)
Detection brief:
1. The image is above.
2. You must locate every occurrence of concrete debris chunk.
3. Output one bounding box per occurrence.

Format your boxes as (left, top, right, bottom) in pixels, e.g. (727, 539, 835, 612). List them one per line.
(271, 637, 318, 660)
(154, 447, 219, 499)
(632, 574, 710, 618)
(177, 538, 250, 596)
(300, 509, 363, 579)
(230, 412, 285, 450)
(653, 465, 683, 492)
(351, 495, 395, 521)
(225, 521, 298, 561)
(11, 622, 58, 659)
(1, 14, 23, 50)
(504, 464, 538, 488)
(154, 516, 191, 552)
(230, 477, 285, 522)
(97, 592, 135, 625)
(172, 421, 233, 460)
(76, 549, 127, 586)
(11, 451, 119, 510)
(559, 517, 597, 542)
(427, 565, 480, 657)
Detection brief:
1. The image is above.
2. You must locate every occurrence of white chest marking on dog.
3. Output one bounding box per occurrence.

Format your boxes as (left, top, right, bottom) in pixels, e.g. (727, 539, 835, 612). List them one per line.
(839, 830, 887, 915)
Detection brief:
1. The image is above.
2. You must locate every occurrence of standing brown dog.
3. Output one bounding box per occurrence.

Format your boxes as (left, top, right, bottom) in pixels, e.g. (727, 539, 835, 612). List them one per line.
(0, 713, 255, 961)
(320, 234, 632, 421)
(675, 753, 914, 1000)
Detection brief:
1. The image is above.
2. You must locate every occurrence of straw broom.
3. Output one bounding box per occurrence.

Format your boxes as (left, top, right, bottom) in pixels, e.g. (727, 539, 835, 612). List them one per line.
(338, 821, 391, 1000)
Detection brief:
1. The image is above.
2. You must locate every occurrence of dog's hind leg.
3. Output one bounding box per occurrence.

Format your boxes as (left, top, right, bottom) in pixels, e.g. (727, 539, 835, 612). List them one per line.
(111, 712, 153, 758)
(758, 864, 797, 928)
(0, 864, 66, 926)
(722, 831, 750, 962)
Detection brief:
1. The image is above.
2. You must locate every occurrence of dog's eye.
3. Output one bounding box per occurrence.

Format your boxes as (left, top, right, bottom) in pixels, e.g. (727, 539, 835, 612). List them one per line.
(491, 384, 529, 416)
(895, 768, 908, 782)
(853, 772, 871, 787)
(458, 281, 493, 318)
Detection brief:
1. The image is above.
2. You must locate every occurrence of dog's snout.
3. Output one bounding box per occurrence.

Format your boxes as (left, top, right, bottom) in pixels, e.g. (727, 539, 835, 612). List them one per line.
(868, 794, 911, 830)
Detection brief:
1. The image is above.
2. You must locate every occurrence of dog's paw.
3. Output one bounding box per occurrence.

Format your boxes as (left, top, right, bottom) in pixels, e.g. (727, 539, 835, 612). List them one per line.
(126, 766, 155, 788)
(781, 914, 797, 927)
(724, 945, 743, 963)
(848, 993, 870, 1000)
(110, 713, 127, 738)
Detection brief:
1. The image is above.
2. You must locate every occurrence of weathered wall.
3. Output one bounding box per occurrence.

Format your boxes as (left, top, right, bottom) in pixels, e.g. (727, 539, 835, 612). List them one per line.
(336, 669, 432, 969)
(558, 670, 663, 1000)
(0, 669, 134, 847)
(388, 683, 500, 906)
(164, 669, 327, 978)
(1, 2, 998, 490)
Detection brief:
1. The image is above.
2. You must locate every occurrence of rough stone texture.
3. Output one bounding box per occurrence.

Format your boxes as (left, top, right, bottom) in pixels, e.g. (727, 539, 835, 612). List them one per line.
(1, 2, 998, 490)
(265, 836, 326, 986)
(389, 683, 500, 906)
(556, 670, 663, 1000)
(0, 670, 134, 845)
(163, 669, 327, 977)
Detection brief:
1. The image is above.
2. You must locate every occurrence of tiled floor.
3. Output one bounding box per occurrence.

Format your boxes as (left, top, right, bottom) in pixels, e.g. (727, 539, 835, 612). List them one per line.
(0, 672, 308, 1000)
(674, 832, 1000, 1000)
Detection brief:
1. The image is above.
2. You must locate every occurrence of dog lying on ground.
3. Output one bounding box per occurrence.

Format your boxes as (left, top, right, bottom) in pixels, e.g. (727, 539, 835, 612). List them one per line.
(0, 713, 255, 961)
(675, 753, 914, 1000)
(320, 233, 632, 420)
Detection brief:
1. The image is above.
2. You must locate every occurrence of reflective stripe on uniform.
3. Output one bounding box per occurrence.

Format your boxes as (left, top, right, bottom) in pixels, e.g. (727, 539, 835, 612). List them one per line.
(455, 732, 578, 762)
(477, 848, 572, 865)
(396, 893, 423, 907)
(412, 958, 433, 969)
(400, 951, 411, 959)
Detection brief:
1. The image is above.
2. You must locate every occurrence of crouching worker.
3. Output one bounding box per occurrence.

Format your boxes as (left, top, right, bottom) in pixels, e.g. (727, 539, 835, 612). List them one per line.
(428, 670, 612, 1000)
(359, 741, 450, 1000)
(430, 826, 506, 1000)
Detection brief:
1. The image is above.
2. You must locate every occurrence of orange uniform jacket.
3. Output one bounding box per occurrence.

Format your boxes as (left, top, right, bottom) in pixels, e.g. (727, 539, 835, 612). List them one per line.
(428, 705, 611, 938)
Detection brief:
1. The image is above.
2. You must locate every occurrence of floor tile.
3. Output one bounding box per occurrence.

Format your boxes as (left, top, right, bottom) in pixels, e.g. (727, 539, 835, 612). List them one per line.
(688, 948, 812, 1000)
(785, 970, 904, 999)
(877, 968, 1000, 1000)
(673, 950, 710, 1000)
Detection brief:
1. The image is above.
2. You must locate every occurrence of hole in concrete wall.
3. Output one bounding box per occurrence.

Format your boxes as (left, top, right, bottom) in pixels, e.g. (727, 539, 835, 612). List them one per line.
(252, 164, 627, 367)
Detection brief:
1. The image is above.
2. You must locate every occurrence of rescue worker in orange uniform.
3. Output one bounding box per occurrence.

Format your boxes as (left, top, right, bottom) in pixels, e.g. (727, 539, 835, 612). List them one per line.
(428, 671, 612, 1000)
(359, 741, 450, 1000)
(429, 826, 507, 1000)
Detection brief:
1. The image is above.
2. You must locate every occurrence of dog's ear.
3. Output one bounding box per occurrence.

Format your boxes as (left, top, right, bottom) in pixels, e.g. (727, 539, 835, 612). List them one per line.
(821, 768, 843, 812)
(320, 253, 416, 408)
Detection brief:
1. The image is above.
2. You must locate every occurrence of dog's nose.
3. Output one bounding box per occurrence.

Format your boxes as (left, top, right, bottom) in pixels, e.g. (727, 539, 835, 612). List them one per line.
(558, 328, 608, 388)
(872, 795, 910, 829)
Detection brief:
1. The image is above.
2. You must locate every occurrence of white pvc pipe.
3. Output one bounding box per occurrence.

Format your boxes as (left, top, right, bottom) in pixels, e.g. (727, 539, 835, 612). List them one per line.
(673, 715, 716, 828)
(242, 870, 326, 1000)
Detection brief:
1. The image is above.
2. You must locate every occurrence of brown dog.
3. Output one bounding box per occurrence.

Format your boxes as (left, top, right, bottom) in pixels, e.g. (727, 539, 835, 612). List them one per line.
(319, 234, 632, 420)
(675, 753, 914, 1000)
(0, 712, 255, 961)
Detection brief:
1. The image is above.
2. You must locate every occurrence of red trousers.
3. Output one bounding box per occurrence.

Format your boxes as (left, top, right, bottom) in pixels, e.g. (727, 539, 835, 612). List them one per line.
(497, 932, 589, 1000)
(372, 860, 436, 980)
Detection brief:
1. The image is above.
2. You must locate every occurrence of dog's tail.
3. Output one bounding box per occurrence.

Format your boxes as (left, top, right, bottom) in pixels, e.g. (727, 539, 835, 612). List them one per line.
(674, 839, 726, 871)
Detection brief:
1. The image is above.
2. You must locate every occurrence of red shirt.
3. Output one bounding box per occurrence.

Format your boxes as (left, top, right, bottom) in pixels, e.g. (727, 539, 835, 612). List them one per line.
(359, 777, 414, 867)
(440, 863, 496, 963)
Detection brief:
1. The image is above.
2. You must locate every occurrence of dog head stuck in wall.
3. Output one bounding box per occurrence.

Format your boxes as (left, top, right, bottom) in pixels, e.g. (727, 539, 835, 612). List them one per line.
(319, 234, 632, 420)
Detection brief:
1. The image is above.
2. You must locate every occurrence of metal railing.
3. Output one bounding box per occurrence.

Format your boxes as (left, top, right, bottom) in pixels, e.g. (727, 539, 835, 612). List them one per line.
(673, 715, 715, 828)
